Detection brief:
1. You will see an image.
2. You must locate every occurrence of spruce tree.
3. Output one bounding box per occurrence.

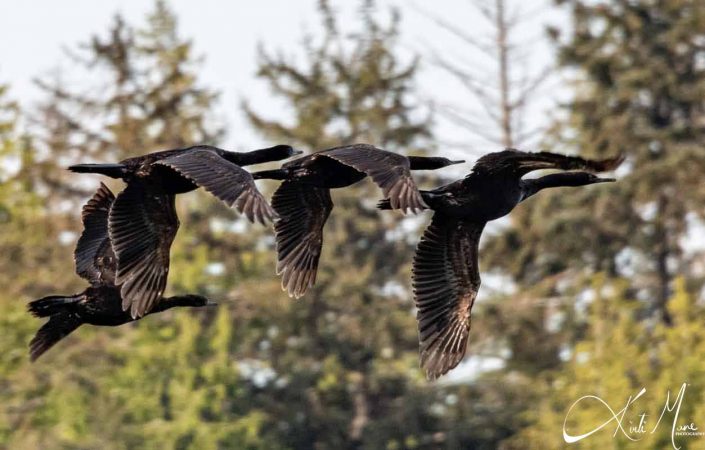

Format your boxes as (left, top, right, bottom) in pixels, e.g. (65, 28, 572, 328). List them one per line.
(504, 277, 705, 450)
(0, 4, 266, 448)
(33, 0, 222, 200)
(468, 1, 705, 387)
(485, 0, 705, 323)
(239, 2, 481, 448)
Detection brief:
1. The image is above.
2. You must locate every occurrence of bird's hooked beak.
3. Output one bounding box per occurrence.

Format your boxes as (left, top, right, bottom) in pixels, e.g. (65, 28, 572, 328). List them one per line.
(593, 177, 616, 183)
(450, 159, 465, 165)
(206, 300, 218, 307)
(292, 149, 304, 156)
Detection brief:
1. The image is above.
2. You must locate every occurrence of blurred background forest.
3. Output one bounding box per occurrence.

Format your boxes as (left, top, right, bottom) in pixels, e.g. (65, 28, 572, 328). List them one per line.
(3, 0, 705, 449)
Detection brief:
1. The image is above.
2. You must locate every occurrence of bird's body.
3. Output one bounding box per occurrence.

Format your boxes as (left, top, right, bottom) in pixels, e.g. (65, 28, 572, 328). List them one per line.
(30, 287, 209, 329)
(378, 148, 624, 379)
(74, 144, 298, 193)
(278, 152, 368, 188)
(28, 183, 214, 361)
(69, 144, 299, 318)
(59, 285, 141, 326)
(123, 161, 198, 194)
(252, 143, 464, 298)
(258, 144, 463, 192)
(423, 175, 523, 221)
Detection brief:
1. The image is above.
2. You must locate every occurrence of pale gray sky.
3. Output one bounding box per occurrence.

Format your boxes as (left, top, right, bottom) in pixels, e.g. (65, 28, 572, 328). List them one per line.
(0, 0, 566, 162)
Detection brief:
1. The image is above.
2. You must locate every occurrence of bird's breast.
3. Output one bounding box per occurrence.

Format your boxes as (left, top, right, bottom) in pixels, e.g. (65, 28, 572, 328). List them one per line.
(81, 287, 133, 326)
(435, 182, 521, 221)
(143, 164, 198, 194)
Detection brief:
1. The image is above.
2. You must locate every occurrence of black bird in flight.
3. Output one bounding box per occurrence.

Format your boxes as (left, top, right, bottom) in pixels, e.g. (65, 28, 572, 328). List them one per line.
(252, 143, 464, 298)
(69, 144, 299, 318)
(378, 149, 624, 379)
(28, 183, 216, 362)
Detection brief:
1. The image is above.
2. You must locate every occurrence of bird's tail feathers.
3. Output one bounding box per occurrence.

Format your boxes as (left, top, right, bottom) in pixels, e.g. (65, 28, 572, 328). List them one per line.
(28, 294, 82, 318)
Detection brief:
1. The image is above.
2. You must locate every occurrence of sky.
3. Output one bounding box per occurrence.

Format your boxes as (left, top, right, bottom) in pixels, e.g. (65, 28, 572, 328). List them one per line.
(0, 0, 566, 164)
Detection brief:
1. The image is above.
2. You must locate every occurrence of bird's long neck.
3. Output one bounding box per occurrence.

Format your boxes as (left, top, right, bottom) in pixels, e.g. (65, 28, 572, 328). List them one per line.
(150, 296, 200, 313)
(220, 151, 247, 166)
(408, 156, 446, 170)
(532, 172, 599, 188)
(224, 147, 282, 167)
(520, 172, 613, 201)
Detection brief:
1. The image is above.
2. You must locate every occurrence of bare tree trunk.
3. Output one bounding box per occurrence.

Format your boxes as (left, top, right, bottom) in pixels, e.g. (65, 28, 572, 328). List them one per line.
(423, 0, 550, 150)
(496, 0, 513, 148)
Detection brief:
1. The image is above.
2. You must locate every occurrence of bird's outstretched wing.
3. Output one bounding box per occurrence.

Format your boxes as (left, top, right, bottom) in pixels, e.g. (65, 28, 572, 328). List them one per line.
(109, 181, 179, 318)
(526, 151, 624, 172)
(471, 149, 624, 176)
(74, 182, 117, 284)
(272, 181, 333, 299)
(412, 213, 485, 380)
(323, 144, 428, 213)
(155, 147, 276, 225)
(29, 313, 81, 362)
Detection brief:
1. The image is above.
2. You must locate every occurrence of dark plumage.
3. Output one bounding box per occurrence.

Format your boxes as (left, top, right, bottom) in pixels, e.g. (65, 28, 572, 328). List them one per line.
(378, 149, 623, 379)
(28, 183, 215, 362)
(252, 143, 464, 298)
(69, 144, 298, 318)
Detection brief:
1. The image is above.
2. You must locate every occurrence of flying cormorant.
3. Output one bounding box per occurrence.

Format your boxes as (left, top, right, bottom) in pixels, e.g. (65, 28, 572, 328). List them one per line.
(252, 143, 464, 298)
(378, 149, 624, 379)
(69, 144, 298, 317)
(28, 183, 215, 361)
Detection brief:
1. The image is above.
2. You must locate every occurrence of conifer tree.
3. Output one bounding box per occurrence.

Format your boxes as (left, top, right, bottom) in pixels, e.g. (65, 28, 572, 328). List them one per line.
(33, 0, 222, 200)
(484, 0, 705, 325)
(238, 2, 492, 448)
(0, 4, 267, 448)
(470, 1, 705, 384)
(504, 277, 705, 450)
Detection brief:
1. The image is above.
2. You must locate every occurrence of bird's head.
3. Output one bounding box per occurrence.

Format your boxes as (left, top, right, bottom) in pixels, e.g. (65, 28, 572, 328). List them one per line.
(585, 173, 616, 184)
(565, 172, 616, 186)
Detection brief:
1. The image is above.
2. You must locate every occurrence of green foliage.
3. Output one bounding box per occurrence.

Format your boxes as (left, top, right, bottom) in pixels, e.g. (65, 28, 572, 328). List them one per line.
(33, 0, 223, 202)
(504, 276, 705, 450)
(471, 0, 705, 392)
(486, 0, 705, 311)
(0, 2, 277, 448)
(3, 1, 705, 449)
(0, 1, 490, 449)
(239, 2, 467, 448)
(242, 3, 429, 150)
